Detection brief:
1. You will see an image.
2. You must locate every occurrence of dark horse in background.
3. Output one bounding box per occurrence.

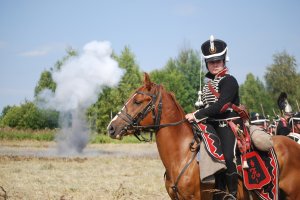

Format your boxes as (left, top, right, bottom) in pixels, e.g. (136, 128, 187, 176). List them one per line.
(107, 73, 300, 200)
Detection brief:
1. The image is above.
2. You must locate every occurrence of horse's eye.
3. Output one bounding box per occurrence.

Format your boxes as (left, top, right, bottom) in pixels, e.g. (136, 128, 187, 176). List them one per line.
(134, 100, 142, 105)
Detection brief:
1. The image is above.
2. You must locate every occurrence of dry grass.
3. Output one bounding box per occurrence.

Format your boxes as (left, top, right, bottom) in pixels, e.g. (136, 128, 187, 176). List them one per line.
(0, 141, 169, 200)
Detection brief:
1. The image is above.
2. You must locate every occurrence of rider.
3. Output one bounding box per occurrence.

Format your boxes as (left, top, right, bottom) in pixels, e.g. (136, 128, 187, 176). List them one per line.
(285, 112, 300, 144)
(250, 113, 269, 131)
(290, 112, 300, 133)
(276, 92, 293, 136)
(268, 119, 278, 135)
(185, 35, 240, 199)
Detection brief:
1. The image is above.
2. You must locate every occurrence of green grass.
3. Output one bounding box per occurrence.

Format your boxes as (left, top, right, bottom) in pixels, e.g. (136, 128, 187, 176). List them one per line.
(0, 127, 154, 143)
(0, 127, 55, 141)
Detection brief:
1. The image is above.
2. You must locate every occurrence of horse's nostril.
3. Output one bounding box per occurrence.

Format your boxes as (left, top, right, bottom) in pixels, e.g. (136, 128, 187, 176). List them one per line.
(108, 125, 115, 135)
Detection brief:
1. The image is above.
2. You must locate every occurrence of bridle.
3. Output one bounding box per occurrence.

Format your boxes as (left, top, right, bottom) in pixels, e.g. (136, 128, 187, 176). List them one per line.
(116, 85, 186, 141)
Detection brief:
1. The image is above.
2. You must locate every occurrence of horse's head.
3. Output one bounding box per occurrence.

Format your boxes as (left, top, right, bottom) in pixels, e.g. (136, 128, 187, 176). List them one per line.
(107, 73, 162, 139)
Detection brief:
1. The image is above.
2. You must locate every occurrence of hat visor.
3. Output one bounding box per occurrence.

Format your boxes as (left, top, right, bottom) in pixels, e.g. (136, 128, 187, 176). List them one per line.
(205, 55, 225, 62)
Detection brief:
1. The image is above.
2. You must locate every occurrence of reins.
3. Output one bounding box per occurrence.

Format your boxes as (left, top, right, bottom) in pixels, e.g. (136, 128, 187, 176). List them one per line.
(131, 118, 188, 142)
(132, 118, 188, 130)
(170, 123, 202, 200)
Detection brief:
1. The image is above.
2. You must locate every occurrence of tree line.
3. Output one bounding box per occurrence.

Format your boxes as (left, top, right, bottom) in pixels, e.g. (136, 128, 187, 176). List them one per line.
(0, 46, 299, 133)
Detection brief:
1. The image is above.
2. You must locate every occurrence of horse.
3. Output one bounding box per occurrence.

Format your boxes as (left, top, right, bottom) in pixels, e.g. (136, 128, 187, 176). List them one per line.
(107, 73, 300, 200)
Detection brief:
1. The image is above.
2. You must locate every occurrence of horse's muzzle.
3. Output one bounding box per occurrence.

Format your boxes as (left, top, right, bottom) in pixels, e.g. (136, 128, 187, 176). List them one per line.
(107, 124, 125, 140)
(107, 124, 116, 138)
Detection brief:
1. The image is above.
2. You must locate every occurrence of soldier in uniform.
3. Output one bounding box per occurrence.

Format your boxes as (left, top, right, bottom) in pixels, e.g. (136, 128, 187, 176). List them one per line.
(185, 35, 240, 200)
(267, 118, 278, 135)
(287, 112, 300, 144)
(250, 113, 269, 131)
(276, 92, 293, 136)
(290, 112, 300, 133)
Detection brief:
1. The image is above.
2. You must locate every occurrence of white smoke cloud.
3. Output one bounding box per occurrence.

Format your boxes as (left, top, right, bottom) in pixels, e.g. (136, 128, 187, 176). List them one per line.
(49, 40, 122, 111)
(38, 40, 123, 155)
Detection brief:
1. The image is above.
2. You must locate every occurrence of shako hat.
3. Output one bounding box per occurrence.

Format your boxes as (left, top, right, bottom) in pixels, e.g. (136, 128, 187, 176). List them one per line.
(201, 35, 228, 62)
(250, 113, 269, 125)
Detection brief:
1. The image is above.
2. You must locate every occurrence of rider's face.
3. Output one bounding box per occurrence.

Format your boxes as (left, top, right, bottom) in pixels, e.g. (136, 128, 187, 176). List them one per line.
(207, 60, 225, 75)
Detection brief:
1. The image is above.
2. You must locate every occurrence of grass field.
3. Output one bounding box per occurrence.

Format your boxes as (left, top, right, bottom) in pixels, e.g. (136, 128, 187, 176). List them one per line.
(0, 141, 169, 200)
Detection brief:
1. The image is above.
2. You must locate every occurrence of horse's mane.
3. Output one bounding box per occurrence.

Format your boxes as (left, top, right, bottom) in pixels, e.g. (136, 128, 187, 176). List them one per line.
(141, 82, 187, 118)
(159, 85, 186, 118)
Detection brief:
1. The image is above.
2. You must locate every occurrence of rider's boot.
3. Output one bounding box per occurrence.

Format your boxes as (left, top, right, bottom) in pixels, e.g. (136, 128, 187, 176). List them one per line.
(225, 173, 238, 200)
(213, 172, 226, 200)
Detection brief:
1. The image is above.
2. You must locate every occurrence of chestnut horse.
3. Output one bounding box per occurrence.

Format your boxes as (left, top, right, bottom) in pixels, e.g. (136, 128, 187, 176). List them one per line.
(107, 73, 300, 200)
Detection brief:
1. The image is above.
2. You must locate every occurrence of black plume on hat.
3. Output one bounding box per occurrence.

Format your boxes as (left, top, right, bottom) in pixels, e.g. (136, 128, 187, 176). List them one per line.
(277, 92, 287, 111)
(277, 92, 292, 113)
(201, 35, 227, 62)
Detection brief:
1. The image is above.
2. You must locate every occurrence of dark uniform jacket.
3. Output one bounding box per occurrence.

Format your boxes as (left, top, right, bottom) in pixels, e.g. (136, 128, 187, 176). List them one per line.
(194, 67, 240, 121)
(276, 117, 291, 136)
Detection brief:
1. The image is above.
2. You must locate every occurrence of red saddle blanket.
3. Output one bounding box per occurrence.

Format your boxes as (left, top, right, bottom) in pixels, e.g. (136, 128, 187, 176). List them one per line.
(241, 151, 271, 189)
(196, 122, 279, 200)
(237, 149, 279, 200)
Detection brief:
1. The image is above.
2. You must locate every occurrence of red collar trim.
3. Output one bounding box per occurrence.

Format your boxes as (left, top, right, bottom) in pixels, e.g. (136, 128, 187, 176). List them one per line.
(215, 67, 228, 78)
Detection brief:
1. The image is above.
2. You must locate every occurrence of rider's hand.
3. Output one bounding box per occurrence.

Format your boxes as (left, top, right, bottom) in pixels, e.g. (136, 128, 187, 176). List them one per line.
(185, 113, 196, 123)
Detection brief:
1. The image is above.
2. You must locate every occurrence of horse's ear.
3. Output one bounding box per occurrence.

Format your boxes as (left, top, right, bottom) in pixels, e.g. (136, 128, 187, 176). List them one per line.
(144, 72, 152, 90)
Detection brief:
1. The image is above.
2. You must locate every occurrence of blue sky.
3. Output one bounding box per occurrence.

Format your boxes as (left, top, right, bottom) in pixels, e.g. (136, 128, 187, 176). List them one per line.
(1, 0, 300, 112)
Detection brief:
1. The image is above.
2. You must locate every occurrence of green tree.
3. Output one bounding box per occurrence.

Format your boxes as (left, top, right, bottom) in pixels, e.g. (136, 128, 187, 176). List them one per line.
(264, 51, 300, 110)
(151, 60, 191, 112)
(52, 47, 78, 71)
(34, 48, 78, 97)
(150, 48, 203, 113)
(114, 46, 142, 102)
(31, 48, 78, 129)
(175, 49, 203, 112)
(34, 70, 56, 97)
(0, 101, 59, 129)
(0, 105, 12, 119)
(0, 105, 21, 128)
(240, 73, 275, 116)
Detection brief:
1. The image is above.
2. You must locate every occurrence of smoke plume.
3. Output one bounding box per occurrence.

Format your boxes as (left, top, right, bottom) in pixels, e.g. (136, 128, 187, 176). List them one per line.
(39, 41, 123, 155)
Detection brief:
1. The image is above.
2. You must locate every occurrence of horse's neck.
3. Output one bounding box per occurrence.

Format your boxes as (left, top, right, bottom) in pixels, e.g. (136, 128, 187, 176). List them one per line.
(155, 92, 195, 170)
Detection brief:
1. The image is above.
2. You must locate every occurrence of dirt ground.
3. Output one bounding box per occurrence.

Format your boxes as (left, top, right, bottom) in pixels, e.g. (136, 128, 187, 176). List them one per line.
(0, 141, 170, 200)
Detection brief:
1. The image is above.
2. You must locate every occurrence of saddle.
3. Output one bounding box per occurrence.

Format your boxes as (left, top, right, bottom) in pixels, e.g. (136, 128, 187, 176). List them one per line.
(195, 122, 279, 200)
